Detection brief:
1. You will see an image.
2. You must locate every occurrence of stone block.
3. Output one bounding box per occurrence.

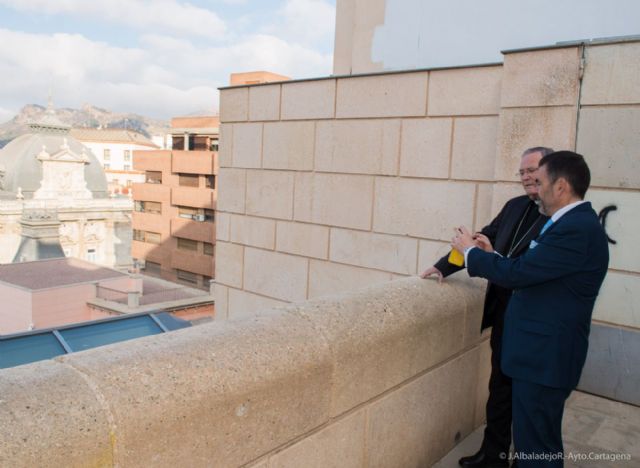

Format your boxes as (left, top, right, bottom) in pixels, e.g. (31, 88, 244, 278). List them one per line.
(399, 118, 452, 179)
(276, 221, 329, 259)
(281, 80, 336, 120)
(451, 116, 499, 181)
(501, 47, 581, 107)
(581, 42, 640, 105)
(215, 241, 244, 289)
(329, 228, 418, 275)
(475, 339, 492, 428)
(336, 72, 428, 118)
(315, 119, 400, 175)
(216, 211, 231, 242)
(269, 410, 366, 468)
(308, 259, 392, 299)
(428, 66, 502, 116)
(243, 247, 308, 302)
(217, 168, 246, 214)
(60, 309, 333, 467)
(249, 84, 281, 121)
(587, 189, 640, 273)
(230, 214, 276, 250)
(220, 87, 249, 122)
(293, 277, 471, 417)
(373, 177, 476, 241)
(0, 361, 113, 467)
(263, 121, 315, 171)
(417, 239, 451, 273)
(577, 106, 640, 189)
(228, 288, 287, 321)
(475, 183, 494, 232)
(246, 170, 294, 220)
(592, 271, 640, 329)
(294, 173, 374, 230)
(495, 106, 577, 181)
(366, 348, 480, 468)
(490, 183, 524, 219)
(218, 123, 233, 168)
(214, 283, 229, 320)
(232, 122, 263, 168)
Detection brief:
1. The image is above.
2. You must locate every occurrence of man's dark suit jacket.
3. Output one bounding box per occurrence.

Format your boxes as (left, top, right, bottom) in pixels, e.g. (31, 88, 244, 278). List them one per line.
(435, 195, 547, 330)
(467, 202, 609, 390)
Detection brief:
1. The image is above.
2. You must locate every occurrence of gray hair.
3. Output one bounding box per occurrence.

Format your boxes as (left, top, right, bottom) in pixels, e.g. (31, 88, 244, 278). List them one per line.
(522, 147, 554, 157)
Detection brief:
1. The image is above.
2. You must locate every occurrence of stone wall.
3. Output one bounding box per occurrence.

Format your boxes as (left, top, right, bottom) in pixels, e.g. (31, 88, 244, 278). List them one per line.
(0, 277, 489, 467)
(217, 39, 640, 405)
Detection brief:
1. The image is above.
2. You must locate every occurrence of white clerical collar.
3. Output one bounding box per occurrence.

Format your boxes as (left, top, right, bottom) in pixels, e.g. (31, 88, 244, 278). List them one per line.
(551, 200, 588, 223)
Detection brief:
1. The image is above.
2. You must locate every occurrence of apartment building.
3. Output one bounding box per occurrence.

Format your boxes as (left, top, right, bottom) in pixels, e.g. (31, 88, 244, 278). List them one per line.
(71, 128, 159, 196)
(131, 116, 217, 290)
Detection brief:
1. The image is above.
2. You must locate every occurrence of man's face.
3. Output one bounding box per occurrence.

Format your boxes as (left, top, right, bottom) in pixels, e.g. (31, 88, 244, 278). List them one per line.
(519, 151, 543, 198)
(535, 165, 557, 216)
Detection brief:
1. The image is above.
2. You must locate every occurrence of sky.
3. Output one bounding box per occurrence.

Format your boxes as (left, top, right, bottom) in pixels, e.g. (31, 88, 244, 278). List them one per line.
(0, 0, 638, 123)
(0, 0, 337, 121)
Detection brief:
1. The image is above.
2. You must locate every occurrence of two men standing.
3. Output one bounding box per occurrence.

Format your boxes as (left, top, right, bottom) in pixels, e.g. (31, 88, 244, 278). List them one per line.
(423, 149, 609, 467)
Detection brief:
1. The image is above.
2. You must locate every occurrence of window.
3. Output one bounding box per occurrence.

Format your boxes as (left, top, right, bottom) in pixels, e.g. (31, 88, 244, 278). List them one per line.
(134, 201, 161, 214)
(193, 136, 208, 150)
(143, 261, 161, 275)
(210, 142, 219, 152)
(145, 171, 162, 184)
(203, 242, 213, 256)
(177, 237, 198, 251)
(124, 150, 131, 161)
(178, 206, 211, 222)
(124, 164, 131, 171)
(172, 136, 184, 149)
(112, 178, 120, 186)
(176, 269, 198, 284)
(178, 173, 199, 187)
(104, 163, 110, 170)
(205, 175, 215, 189)
(86, 248, 97, 262)
(133, 229, 161, 244)
(126, 180, 133, 188)
(103, 149, 111, 160)
(178, 206, 198, 220)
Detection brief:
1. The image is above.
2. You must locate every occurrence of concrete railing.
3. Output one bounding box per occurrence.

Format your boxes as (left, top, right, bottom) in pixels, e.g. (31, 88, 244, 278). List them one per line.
(0, 277, 490, 468)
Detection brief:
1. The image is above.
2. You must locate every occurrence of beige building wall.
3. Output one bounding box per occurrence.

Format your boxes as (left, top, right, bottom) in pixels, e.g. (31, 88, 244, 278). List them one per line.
(217, 40, 640, 369)
(0, 282, 32, 333)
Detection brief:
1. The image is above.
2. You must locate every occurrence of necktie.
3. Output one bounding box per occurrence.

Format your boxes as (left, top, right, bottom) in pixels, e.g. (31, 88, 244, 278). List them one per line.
(530, 219, 553, 249)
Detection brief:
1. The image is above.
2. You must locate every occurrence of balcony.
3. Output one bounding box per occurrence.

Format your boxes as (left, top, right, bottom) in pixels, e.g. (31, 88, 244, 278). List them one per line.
(171, 186, 214, 209)
(132, 211, 168, 235)
(170, 248, 213, 277)
(132, 150, 172, 172)
(170, 217, 214, 243)
(131, 183, 171, 203)
(0, 278, 638, 467)
(171, 150, 216, 175)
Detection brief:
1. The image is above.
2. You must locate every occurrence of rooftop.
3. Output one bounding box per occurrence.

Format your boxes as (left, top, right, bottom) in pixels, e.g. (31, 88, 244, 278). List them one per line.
(70, 128, 158, 147)
(0, 257, 126, 290)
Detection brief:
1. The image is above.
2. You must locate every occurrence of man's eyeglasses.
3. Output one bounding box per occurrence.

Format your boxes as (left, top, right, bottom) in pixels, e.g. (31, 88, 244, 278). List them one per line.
(516, 167, 538, 177)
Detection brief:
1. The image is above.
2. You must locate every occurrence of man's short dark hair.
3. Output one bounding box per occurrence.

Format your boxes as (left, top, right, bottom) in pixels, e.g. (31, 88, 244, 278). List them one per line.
(539, 151, 591, 199)
(522, 147, 554, 157)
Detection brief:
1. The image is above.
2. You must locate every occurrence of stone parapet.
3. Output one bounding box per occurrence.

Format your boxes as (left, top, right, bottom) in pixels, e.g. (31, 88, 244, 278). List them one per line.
(0, 277, 488, 467)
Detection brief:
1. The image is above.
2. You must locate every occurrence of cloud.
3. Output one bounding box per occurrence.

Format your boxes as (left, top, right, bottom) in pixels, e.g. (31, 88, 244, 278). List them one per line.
(264, 0, 336, 49)
(0, 27, 333, 120)
(0, 0, 227, 39)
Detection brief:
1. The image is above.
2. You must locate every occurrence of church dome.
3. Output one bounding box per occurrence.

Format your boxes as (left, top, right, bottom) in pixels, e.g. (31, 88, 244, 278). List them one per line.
(0, 108, 108, 199)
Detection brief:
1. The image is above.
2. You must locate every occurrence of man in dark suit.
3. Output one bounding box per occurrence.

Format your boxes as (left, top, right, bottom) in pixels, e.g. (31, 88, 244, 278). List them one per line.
(452, 151, 609, 467)
(421, 147, 553, 468)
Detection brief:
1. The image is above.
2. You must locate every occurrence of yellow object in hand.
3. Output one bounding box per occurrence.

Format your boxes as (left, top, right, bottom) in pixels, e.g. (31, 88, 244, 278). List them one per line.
(448, 248, 464, 266)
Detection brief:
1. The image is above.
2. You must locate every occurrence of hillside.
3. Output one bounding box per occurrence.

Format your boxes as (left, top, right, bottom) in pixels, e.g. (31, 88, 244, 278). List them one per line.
(0, 104, 169, 148)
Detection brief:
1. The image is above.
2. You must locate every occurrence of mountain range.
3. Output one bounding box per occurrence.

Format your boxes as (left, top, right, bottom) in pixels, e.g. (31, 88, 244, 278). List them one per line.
(0, 104, 169, 148)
